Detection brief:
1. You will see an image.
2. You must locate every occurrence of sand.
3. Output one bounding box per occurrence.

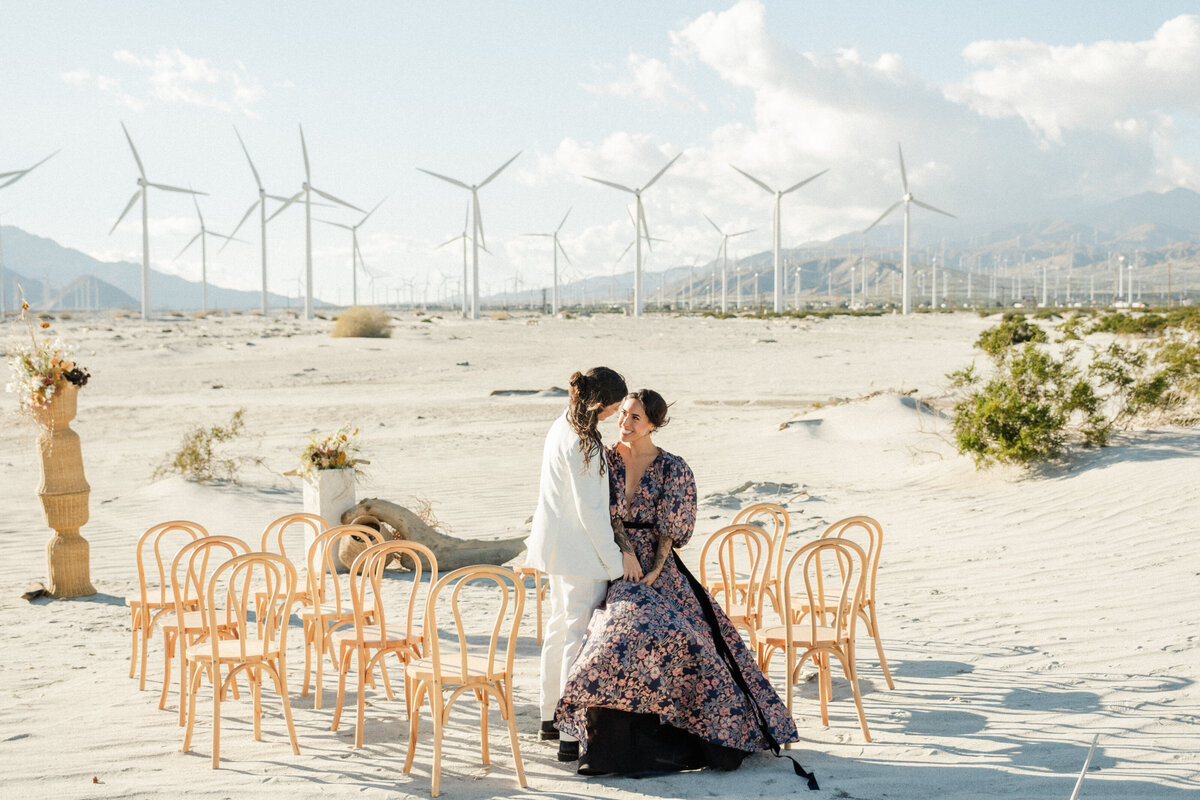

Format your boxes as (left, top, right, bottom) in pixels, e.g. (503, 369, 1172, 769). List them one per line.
(1, 309, 1197, 799)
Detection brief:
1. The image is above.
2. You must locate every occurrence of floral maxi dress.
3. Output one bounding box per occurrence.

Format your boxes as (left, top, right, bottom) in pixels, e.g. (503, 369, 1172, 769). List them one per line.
(555, 445, 799, 770)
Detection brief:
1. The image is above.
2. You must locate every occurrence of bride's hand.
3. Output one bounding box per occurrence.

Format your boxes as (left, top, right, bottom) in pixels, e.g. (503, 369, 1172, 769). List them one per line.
(622, 551, 643, 581)
(639, 567, 662, 586)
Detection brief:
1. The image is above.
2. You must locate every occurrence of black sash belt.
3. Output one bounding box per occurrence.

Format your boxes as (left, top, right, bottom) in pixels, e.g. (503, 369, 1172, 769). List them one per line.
(673, 551, 820, 790)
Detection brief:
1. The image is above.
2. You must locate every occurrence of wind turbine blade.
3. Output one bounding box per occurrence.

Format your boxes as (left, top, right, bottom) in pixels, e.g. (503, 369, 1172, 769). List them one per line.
(416, 167, 471, 190)
(556, 206, 572, 232)
(359, 197, 385, 226)
(638, 202, 651, 247)
(148, 182, 207, 195)
(191, 193, 204, 225)
(642, 153, 681, 191)
(207, 231, 241, 242)
(703, 213, 723, 235)
(864, 201, 902, 233)
(109, 189, 143, 234)
(473, 192, 485, 249)
(616, 240, 634, 263)
(730, 164, 774, 195)
(557, 239, 573, 266)
(912, 198, 956, 218)
(233, 125, 264, 191)
(730, 229, 755, 238)
(437, 234, 463, 248)
(461, 202, 470, 233)
(299, 125, 311, 182)
(0, 151, 59, 186)
(478, 151, 521, 188)
(316, 219, 354, 230)
(584, 175, 636, 194)
(782, 168, 830, 195)
(120, 122, 146, 180)
(523, 233, 552, 238)
(355, 240, 366, 271)
(309, 185, 364, 212)
(228, 199, 261, 241)
(175, 232, 201, 260)
(897, 142, 908, 193)
(266, 190, 304, 222)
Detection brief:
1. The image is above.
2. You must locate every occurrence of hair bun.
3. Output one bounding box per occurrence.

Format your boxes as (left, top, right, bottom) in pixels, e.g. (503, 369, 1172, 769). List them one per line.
(569, 371, 587, 389)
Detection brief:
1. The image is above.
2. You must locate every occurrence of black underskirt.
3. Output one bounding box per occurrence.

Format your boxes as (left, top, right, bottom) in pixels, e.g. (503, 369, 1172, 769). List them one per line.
(578, 706, 750, 777)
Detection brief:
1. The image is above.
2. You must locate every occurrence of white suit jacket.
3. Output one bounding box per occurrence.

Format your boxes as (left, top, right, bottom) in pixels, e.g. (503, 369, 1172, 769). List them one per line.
(526, 412, 623, 580)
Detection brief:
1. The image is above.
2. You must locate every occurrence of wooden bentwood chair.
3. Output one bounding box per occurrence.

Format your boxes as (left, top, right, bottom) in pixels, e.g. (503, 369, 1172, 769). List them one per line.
(182, 551, 301, 768)
(403, 565, 527, 797)
(698, 523, 773, 648)
(126, 520, 207, 689)
(330, 540, 439, 748)
(757, 537, 872, 742)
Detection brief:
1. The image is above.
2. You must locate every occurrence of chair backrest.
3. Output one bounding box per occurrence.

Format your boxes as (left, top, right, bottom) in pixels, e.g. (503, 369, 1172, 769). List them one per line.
(136, 520, 209, 606)
(347, 541, 439, 647)
(306, 524, 387, 616)
(203, 552, 298, 661)
(820, 516, 883, 602)
(780, 538, 867, 645)
(698, 524, 772, 622)
(260, 512, 327, 562)
(170, 535, 251, 626)
(732, 502, 790, 593)
(424, 565, 524, 683)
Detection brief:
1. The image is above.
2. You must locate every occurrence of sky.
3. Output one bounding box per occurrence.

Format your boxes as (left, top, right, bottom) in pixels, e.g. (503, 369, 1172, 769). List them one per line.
(2, 0, 1199, 306)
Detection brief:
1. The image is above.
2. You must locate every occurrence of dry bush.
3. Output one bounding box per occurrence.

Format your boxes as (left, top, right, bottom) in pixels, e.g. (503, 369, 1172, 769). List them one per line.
(409, 496, 453, 534)
(332, 306, 393, 338)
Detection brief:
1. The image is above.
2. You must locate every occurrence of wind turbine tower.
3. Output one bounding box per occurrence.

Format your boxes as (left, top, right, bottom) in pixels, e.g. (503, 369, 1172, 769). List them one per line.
(110, 123, 205, 319)
(704, 214, 754, 313)
(269, 126, 364, 319)
(730, 163, 828, 313)
(524, 208, 573, 315)
(418, 152, 522, 320)
(585, 153, 680, 317)
(319, 198, 384, 307)
(176, 195, 240, 313)
(864, 143, 955, 315)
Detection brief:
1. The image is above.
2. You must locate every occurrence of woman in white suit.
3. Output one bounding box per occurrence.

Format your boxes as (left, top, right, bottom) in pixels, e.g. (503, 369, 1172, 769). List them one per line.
(526, 366, 642, 762)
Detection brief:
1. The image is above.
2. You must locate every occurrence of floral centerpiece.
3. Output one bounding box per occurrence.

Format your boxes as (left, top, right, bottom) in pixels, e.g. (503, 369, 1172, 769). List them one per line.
(297, 423, 369, 479)
(5, 299, 90, 415)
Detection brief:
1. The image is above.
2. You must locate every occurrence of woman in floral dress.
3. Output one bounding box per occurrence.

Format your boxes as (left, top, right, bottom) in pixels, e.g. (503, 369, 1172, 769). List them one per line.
(555, 389, 806, 778)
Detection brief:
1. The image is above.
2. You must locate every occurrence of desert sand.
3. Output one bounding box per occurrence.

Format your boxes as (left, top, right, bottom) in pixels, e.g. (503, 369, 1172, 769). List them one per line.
(1, 309, 1197, 799)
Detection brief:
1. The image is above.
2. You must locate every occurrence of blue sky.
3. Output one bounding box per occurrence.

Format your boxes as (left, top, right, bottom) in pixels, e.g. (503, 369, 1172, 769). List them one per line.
(2, 1, 1198, 305)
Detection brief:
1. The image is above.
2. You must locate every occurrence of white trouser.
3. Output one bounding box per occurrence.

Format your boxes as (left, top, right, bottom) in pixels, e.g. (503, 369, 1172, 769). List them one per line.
(540, 573, 609, 742)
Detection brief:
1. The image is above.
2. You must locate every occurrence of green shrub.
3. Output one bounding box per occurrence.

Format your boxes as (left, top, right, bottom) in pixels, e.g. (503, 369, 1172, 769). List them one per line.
(949, 345, 1105, 467)
(1088, 312, 1168, 336)
(974, 314, 1047, 356)
(155, 409, 254, 482)
(332, 306, 392, 338)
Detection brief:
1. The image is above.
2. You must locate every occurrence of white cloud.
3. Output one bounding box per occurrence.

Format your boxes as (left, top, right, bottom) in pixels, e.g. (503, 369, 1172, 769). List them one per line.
(63, 48, 266, 116)
(947, 15, 1200, 144)
(582, 53, 704, 110)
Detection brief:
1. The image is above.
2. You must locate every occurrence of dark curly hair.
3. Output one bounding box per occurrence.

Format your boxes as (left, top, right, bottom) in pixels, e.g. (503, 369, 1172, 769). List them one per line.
(567, 366, 627, 473)
(626, 388, 671, 429)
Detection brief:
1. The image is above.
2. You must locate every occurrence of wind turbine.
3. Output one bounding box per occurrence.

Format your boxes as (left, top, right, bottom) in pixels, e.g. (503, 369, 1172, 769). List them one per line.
(318, 198, 384, 307)
(523, 208, 573, 315)
(730, 163, 828, 314)
(435, 203, 476, 316)
(110, 123, 206, 319)
(175, 194, 241, 313)
(418, 152, 521, 320)
(1, 151, 57, 316)
(226, 126, 305, 314)
(584, 153, 680, 317)
(864, 143, 955, 315)
(268, 125, 364, 319)
(703, 214, 754, 313)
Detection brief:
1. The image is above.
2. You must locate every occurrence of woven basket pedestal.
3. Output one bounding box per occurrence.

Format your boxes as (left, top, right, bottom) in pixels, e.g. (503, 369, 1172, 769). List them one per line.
(34, 384, 96, 598)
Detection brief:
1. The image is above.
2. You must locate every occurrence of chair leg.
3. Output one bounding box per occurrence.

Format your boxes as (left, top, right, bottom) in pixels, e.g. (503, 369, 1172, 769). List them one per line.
(252, 667, 263, 742)
(177, 634, 190, 727)
(431, 691, 445, 798)
(331, 645, 351, 733)
(139, 614, 153, 691)
(182, 660, 202, 754)
(379, 655, 396, 701)
(129, 605, 141, 679)
(503, 686, 527, 789)
(211, 668, 222, 769)
(269, 658, 301, 756)
(839, 646, 872, 742)
(479, 689, 490, 766)
(403, 681, 426, 774)
(355, 649, 368, 749)
(864, 602, 895, 689)
(159, 630, 175, 710)
(301, 618, 313, 697)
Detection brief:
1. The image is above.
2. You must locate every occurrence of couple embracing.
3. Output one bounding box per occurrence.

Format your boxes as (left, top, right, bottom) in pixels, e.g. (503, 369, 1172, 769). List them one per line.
(526, 366, 813, 782)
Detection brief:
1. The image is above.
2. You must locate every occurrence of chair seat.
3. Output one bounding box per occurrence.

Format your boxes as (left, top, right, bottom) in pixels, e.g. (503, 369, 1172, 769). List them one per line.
(330, 625, 413, 649)
(406, 654, 508, 684)
(159, 609, 206, 634)
(187, 637, 281, 663)
(758, 624, 840, 647)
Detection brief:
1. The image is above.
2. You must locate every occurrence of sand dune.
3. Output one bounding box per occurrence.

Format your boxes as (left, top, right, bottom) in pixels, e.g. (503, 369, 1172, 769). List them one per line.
(1, 311, 1197, 798)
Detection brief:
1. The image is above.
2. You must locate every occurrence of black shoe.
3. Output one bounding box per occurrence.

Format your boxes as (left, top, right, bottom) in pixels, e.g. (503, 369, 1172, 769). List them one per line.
(557, 740, 579, 762)
(540, 720, 559, 740)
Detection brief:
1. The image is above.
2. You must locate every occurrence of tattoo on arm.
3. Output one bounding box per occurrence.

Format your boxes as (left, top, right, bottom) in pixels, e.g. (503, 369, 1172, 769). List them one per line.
(612, 518, 635, 555)
(650, 532, 672, 574)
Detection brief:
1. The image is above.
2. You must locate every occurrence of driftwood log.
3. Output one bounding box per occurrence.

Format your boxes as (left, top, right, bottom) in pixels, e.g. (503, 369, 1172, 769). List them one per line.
(341, 498, 527, 571)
